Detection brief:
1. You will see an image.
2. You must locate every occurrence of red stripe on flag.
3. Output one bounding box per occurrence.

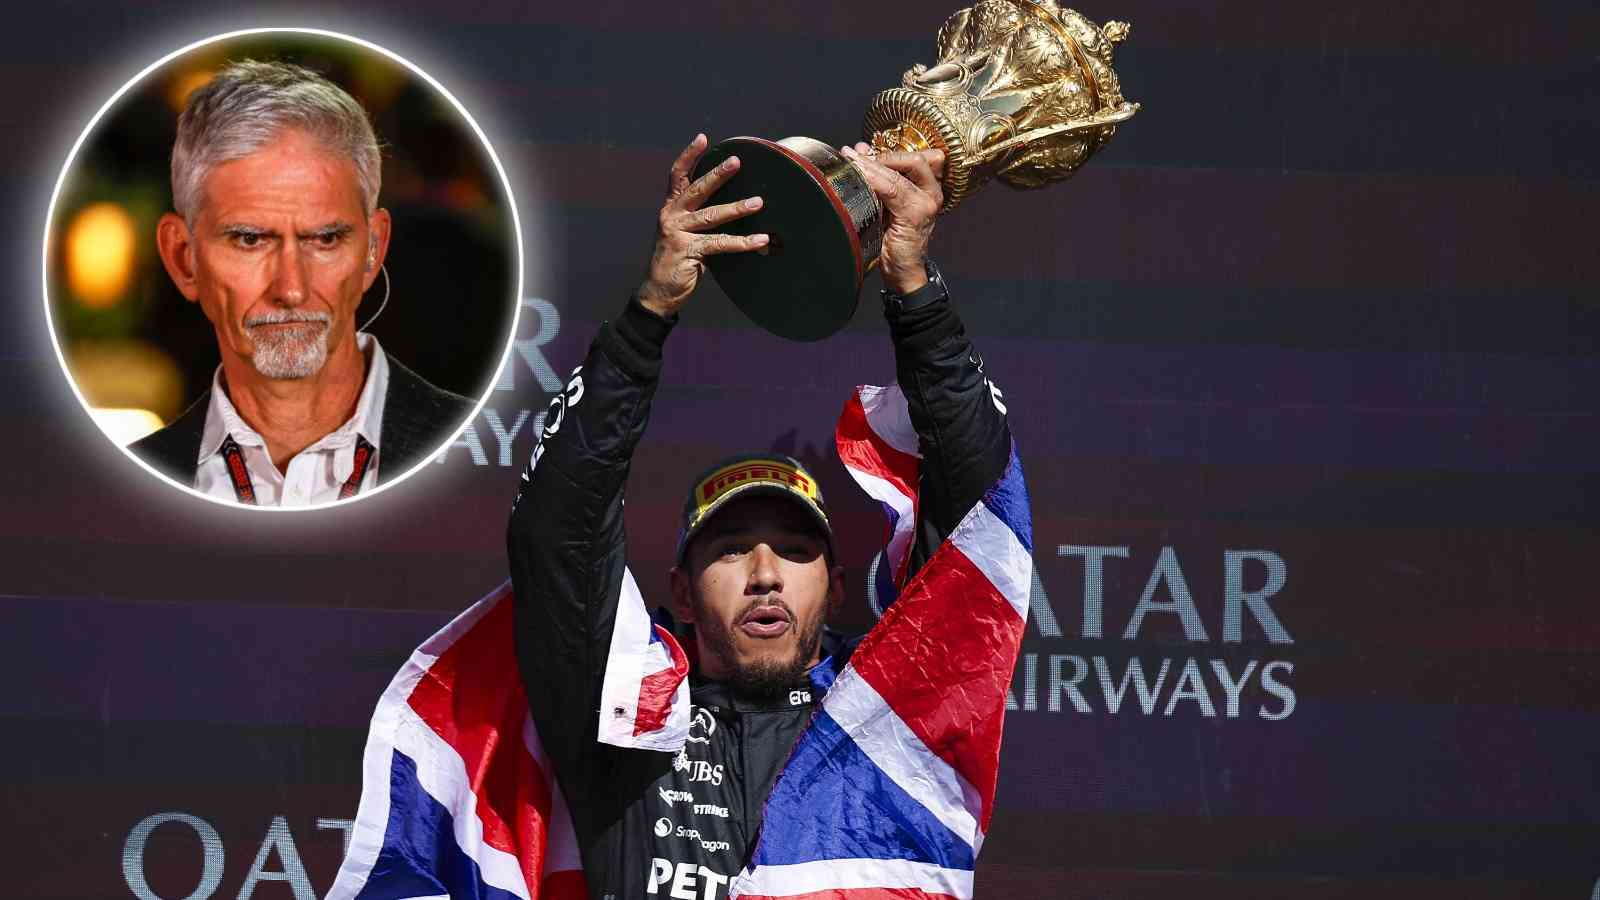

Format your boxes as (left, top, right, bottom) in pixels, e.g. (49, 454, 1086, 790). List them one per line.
(538, 869, 589, 899)
(732, 883, 953, 890)
(404, 587, 555, 891)
(633, 624, 689, 736)
(836, 393, 919, 503)
(849, 543, 1026, 831)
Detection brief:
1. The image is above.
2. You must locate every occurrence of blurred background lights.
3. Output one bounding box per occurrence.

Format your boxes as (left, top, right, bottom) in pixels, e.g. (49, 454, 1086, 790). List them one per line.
(69, 339, 185, 445)
(91, 408, 166, 446)
(65, 201, 137, 307)
(167, 67, 217, 112)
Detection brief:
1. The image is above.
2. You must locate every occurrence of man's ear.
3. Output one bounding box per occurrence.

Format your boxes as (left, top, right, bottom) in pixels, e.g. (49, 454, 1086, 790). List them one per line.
(826, 563, 846, 618)
(155, 212, 201, 302)
(668, 566, 695, 624)
(361, 207, 392, 291)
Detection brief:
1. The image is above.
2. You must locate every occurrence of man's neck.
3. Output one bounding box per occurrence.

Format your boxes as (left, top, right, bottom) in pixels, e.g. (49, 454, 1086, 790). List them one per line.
(220, 336, 368, 472)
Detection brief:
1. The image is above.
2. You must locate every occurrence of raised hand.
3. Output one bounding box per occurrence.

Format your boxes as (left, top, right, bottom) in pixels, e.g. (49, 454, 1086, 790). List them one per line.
(636, 134, 770, 317)
(840, 144, 945, 295)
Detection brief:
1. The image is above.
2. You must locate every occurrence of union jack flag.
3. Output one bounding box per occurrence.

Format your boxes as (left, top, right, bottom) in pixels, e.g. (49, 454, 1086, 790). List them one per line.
(325, 566, 689, 899)
(329, 382, 1023, 900)
(729, 384, 1031, 899)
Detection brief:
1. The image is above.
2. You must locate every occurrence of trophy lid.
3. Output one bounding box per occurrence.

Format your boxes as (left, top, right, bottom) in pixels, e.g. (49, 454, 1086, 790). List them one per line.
(692, 137, 881, 342)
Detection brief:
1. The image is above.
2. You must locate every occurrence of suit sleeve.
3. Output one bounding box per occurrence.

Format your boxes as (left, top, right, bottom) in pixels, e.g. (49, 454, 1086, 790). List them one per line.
(885, 272, 1014, 579)
(506, 297, 675, 786)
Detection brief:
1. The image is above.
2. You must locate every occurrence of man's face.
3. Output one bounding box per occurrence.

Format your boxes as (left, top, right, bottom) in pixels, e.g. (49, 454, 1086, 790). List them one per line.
(158, 128, 387, 380)
(672, 494, 843, 697)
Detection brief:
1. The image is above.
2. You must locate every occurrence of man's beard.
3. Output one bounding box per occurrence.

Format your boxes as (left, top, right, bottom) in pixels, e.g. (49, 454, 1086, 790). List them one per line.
(694, 593, 826, 700)
(244, 309, 332, 379)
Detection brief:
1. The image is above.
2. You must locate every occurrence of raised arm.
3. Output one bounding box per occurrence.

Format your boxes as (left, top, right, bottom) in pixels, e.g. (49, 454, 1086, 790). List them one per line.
(842, 144, 1014, 577)
(506, 298, 673, 773)
(506, 135, 768, 787)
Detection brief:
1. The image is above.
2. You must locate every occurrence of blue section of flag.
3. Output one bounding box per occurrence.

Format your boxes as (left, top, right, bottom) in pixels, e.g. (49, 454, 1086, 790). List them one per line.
(980, 447, 1032, 554)
(874, 500, 905, 612)
(808, 653, 845, 697)
(353, 750, 523, 900)
(750, 709, 976, 871)
(880, 500, 902, 534)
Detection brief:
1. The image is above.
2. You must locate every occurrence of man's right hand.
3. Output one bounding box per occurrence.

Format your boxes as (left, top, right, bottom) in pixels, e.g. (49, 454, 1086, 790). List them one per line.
(635, 134, 769, 318)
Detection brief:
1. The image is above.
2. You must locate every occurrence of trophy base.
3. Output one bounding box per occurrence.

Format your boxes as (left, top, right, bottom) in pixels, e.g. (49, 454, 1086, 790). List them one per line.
(692, 137, 881, 342)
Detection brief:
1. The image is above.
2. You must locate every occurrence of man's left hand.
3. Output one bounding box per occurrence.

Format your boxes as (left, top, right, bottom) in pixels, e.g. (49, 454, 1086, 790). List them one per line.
(841, 144, 945, 295)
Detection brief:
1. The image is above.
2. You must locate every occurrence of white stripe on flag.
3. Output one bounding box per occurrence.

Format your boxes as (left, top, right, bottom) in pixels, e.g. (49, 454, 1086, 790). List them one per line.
(329, 589, 508, 900)
(597, 567, 689, 751)
(391, 703, 535, 899)
(732, 856, 973, 897)
(842, 465, 916, 573)
(522, 717, 583, 876)
(325, 666, 416, 900)
(858, 384, 921, 458)
(823, 665, 983, 849)
(948, 503, 1032, 622)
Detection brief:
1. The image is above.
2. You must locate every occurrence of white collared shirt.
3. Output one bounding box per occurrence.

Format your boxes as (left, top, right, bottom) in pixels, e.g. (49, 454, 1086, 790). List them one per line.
(194, 333, 388, 507)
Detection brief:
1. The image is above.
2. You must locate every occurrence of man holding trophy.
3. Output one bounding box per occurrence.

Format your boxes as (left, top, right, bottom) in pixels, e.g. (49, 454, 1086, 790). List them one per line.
(330, 4, 1135, 898)
(509, 3, 1135, 896)
(507, 126, 1019, 897)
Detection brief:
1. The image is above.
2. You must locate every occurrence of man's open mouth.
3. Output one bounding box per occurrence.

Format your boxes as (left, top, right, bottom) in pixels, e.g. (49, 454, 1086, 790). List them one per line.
(739, 604, 792, 638)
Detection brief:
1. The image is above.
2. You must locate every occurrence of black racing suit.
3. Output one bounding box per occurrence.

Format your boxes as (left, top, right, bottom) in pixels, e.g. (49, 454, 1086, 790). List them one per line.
(508, 274, 1012, 900)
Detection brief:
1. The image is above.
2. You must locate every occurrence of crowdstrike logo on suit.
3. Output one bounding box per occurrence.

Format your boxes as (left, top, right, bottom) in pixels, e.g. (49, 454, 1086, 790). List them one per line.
(659, 787, 694, 806)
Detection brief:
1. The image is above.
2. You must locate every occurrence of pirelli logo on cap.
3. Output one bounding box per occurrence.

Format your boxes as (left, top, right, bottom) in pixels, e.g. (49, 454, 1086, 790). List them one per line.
(691, 459, 821, 525)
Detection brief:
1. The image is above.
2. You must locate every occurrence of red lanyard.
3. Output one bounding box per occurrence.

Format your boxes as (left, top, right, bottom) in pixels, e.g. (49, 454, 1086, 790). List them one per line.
(218, 434, 375, 505)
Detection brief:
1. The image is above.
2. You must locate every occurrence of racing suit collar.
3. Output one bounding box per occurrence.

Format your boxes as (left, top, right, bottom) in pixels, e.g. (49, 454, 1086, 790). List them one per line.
(687, 626, 859, 714)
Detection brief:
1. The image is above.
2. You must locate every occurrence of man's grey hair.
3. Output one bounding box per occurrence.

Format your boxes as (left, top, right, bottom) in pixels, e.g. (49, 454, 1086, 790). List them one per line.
(171, 59, 382, 225)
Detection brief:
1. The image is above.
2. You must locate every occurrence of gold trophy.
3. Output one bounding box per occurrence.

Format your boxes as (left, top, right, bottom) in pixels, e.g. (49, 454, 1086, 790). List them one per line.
(693, 0, 1140, 340)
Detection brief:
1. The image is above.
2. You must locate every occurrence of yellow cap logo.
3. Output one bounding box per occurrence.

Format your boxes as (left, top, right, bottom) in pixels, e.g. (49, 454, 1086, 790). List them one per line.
(690, 459, 821, 528)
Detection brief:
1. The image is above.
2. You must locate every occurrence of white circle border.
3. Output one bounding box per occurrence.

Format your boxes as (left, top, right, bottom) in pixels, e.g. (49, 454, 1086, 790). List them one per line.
(40, 26, 524, 513)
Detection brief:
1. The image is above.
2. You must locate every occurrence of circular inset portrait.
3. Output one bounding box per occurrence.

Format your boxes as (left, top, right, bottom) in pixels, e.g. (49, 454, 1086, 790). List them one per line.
(44, 28, 519, 510)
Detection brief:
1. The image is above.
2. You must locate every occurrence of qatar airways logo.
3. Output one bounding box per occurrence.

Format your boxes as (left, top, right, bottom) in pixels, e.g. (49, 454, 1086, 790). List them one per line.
(120, 812, 350, 900)
(1019, 545, 1297, 720)
(871, 542, 1302, 721)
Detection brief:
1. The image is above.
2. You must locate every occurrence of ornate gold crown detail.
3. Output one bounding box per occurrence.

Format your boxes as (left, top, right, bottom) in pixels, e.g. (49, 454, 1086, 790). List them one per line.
(866, 1, 1141, 209)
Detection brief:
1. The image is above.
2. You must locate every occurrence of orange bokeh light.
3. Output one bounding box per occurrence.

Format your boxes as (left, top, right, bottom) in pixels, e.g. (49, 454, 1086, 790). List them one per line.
(65, 201, 137, 308)
(168, 67, 217, 112)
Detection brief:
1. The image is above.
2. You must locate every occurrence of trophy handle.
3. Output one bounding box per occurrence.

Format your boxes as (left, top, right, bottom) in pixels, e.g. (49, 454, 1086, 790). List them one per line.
(965, 102, 1141, 166)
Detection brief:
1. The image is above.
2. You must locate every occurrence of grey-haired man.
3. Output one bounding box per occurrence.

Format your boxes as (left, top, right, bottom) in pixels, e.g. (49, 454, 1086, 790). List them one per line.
(131, 60, 472, 506)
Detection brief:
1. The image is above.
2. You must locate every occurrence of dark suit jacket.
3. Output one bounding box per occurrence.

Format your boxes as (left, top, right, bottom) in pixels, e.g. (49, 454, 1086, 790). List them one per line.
(128, 355, 476, 489)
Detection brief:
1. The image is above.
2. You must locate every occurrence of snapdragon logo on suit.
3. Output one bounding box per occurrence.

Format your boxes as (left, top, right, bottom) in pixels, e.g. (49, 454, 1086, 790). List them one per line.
(654, 817, 673, 838)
